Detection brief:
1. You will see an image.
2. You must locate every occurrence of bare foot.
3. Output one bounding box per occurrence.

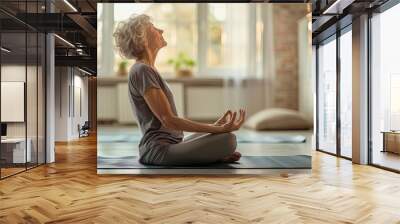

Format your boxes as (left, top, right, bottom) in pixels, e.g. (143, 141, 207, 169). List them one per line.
(220, 151, 242, 163)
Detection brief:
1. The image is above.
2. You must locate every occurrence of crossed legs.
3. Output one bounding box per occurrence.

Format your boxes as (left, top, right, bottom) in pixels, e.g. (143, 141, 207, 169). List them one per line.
(156, 132, 240, 166)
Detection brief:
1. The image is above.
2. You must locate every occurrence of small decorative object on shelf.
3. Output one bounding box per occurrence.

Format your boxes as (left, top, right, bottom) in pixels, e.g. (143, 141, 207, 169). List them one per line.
(167, 52, 196, 78)
(117, 60, 128, 76)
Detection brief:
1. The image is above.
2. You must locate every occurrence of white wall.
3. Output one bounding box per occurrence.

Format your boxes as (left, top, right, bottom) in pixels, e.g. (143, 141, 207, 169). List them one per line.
(1, 65, 35, 137)
(1, 66, 26, 143)
(1, 66, 26, 127)
(55, 67, 69, 141)
(1, 64, 47, 163)
(55, 67, 89, 141)
(72, 74, 89, 138)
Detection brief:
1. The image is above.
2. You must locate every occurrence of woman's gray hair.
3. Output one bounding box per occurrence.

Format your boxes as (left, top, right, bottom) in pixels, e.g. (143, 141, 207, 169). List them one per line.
(113, 14, 151, 59)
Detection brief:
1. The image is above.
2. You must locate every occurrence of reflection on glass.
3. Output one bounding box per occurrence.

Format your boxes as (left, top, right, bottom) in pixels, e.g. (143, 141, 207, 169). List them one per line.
(318, 37, 337, 154)
(0, 1, 47, 179)
(371, 3, 400, 171)
(38, 33, 46, 165)
(1, 31, 27, 177)
(27, 31, 38, 169)
(340, 29, 352, 158)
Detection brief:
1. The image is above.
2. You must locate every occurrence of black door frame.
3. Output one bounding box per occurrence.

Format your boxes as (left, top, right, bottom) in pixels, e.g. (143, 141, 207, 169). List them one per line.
(315, 23, 352, 161)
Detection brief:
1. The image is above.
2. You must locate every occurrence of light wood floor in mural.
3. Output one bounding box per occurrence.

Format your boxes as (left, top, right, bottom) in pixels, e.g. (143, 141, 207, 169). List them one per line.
(1, 135, 400, 223)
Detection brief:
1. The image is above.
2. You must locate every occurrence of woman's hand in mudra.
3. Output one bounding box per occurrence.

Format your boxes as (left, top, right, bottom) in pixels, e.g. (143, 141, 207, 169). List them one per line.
(214, 110, 233, 126)
(214, 109, 246, 133)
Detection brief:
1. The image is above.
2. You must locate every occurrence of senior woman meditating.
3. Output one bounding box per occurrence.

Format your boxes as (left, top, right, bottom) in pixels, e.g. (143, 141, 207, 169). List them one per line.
(113, 14, 246, 166)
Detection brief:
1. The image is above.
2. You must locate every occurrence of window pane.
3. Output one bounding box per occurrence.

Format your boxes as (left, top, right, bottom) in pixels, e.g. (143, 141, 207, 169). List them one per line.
(371, 3, 400, 171)
(207, 4, 225, 68)
(207, 3, 249, 76)
(113, 3, 197, 75)
(340, 29, 352, 158)
(255, 5, 263, 77)
(318, 37, 337, 154)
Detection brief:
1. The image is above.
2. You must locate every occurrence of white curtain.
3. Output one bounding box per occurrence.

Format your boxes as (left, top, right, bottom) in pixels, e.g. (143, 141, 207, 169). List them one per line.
(218, 4, 267, 117)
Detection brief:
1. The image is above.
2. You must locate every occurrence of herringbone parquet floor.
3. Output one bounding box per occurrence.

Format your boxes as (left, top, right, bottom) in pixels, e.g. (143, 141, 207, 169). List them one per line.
(1, 135, 400, 224)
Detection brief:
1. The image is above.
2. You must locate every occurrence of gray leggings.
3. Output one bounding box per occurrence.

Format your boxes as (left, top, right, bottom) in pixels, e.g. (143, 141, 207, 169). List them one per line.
(157, 132, 237, 166)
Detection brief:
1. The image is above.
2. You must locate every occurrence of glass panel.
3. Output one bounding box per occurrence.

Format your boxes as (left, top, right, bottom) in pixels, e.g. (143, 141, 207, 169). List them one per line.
(1, 19, 28, 177)
(317, 37, 337, 154)
(0, 0, 46, 178)
(0, 1, 28, 33)
(38, 32, 45, 165)
(340, 29, 352, 158)
(26, 30, 38, 169)
(207, 4, 226, 68)
(371, 4, 400, 171)
(35, 0, 46, 166)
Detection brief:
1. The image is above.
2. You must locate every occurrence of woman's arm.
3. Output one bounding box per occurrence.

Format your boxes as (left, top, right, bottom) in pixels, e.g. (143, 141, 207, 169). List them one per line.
(143, 87, 245, 133)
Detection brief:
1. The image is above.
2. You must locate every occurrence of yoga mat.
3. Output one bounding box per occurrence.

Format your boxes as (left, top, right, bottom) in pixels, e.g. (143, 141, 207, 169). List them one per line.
(98, 135, 142, 143)
(236, 134, 306, 143)
(97, 155, 311, 169)
(98, 133, 307, 144)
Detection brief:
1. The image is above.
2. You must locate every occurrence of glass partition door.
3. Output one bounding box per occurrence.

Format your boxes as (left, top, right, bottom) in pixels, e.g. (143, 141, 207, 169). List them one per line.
(0, 0, 46, 179)
(339, 28, 352, 158)
(317, 36, 337, 154)
(316, 25, 353, 159)
(1, 30, 28, 177)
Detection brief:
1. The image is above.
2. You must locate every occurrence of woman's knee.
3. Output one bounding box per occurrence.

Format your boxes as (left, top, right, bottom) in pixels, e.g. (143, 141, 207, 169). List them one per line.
(217, 132, 237, 154)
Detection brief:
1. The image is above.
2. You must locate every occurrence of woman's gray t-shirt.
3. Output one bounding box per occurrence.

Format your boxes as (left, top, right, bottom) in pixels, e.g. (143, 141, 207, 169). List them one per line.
(128, 63, 183, 163)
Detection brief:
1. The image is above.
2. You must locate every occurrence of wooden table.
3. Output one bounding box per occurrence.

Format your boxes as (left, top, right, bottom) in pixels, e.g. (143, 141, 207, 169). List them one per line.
(381, 131, 400, 154)
(1, 138, 32, 164)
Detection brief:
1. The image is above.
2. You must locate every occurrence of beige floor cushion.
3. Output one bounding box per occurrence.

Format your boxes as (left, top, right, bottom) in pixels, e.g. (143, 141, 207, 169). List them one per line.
(244, 108, 312, 130)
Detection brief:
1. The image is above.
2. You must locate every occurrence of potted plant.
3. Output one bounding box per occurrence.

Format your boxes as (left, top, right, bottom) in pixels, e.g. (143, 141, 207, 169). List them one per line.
(117, 60, 129, 76)
(167, 52, 196, 78)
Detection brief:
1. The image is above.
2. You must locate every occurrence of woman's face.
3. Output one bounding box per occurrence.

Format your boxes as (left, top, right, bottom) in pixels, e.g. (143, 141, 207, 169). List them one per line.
(146, 23, 167, 51)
